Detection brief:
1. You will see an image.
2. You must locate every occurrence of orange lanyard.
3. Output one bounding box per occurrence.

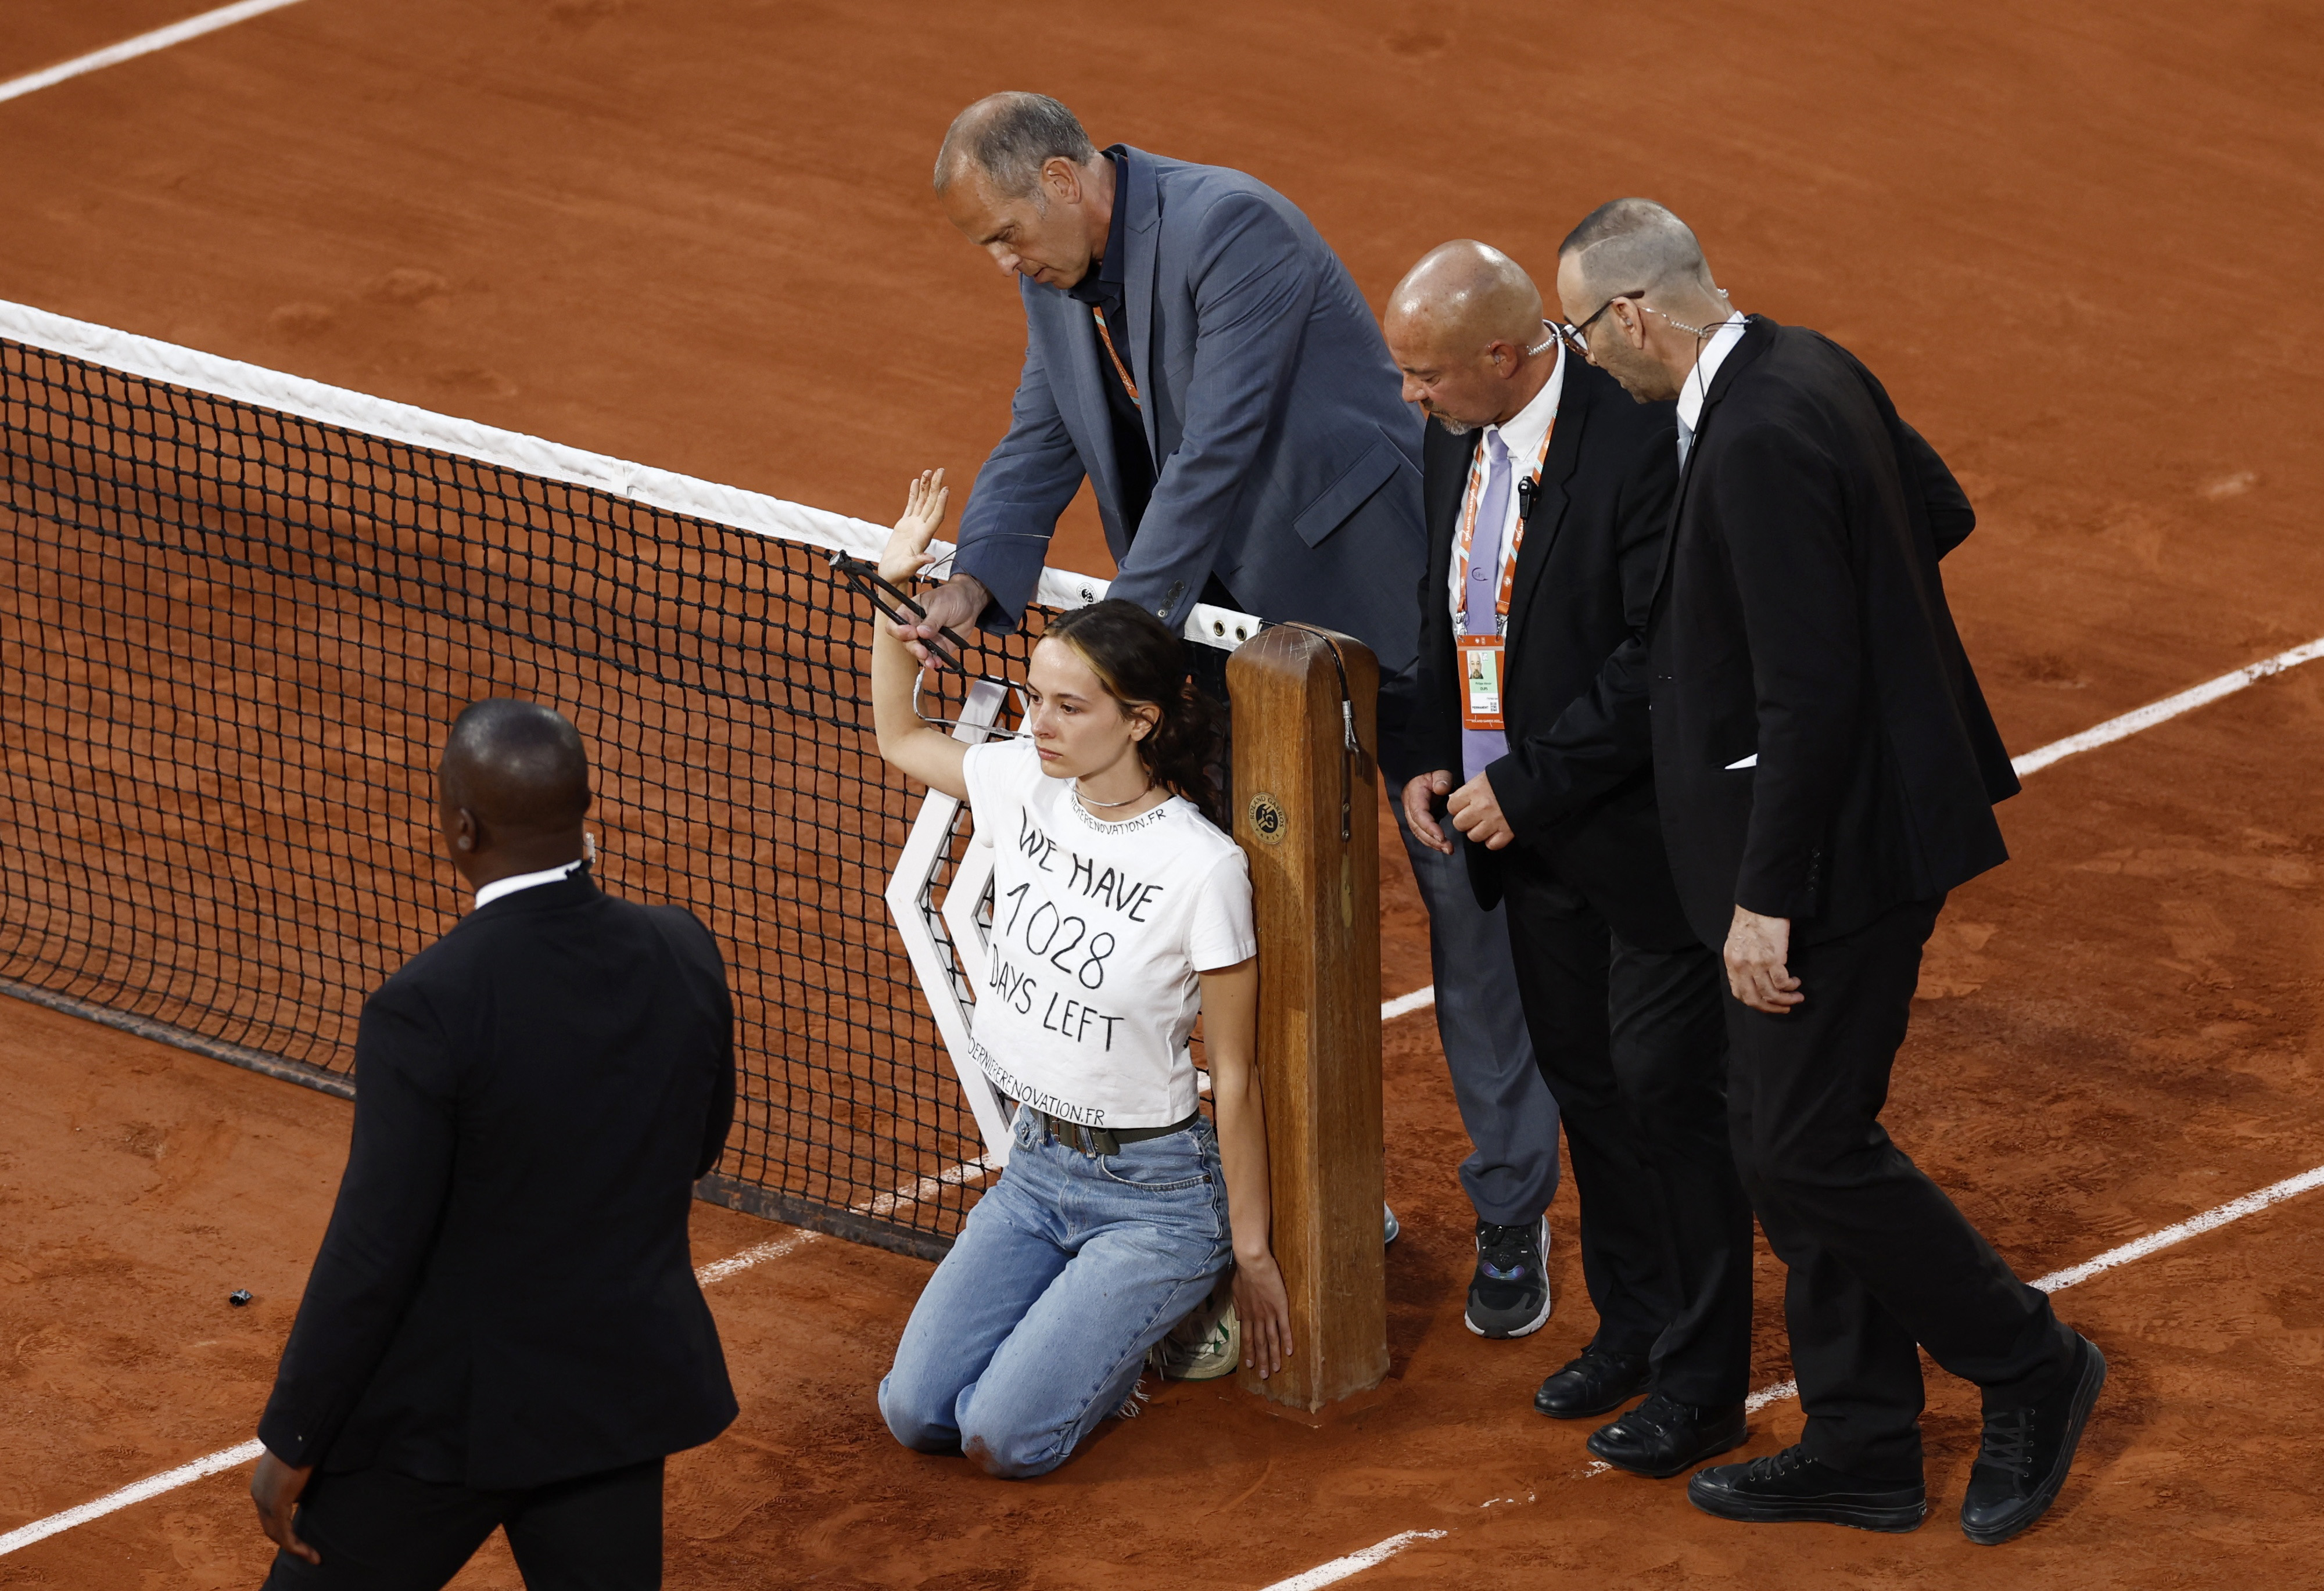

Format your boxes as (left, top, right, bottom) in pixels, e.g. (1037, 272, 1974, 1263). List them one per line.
(1452, 423, 1554, 626)
(1091, 307, 1141, 407)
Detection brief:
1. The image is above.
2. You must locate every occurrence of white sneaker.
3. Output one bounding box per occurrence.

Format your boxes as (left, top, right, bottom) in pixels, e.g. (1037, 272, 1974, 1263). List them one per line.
(1149, 1292, 1241, 1381)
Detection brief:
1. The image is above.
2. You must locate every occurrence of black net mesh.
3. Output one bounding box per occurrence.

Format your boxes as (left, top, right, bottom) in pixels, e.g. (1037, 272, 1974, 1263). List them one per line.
(0, 332, 1155, 1259)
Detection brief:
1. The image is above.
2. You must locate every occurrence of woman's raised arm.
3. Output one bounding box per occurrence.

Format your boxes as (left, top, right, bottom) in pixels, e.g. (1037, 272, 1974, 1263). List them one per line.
(870, 469, 971, 802)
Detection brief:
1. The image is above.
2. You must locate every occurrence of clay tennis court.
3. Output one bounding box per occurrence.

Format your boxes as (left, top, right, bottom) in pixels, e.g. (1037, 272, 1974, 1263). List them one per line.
(5, 1, 2323, 1586)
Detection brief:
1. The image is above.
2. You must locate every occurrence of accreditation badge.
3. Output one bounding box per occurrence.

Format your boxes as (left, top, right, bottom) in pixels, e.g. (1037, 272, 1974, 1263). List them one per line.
(1457, 634, 1506, 731)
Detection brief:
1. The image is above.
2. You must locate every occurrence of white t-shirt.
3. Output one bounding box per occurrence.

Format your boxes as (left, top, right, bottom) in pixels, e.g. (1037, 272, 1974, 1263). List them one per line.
(959, 737, 1256, 1130)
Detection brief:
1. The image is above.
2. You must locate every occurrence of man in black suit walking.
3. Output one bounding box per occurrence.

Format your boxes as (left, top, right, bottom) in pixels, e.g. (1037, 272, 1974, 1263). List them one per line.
(1386, 241, 1753, 1478)
(1552, 200, 2103, 1543)
(249, 699, 739, 1589)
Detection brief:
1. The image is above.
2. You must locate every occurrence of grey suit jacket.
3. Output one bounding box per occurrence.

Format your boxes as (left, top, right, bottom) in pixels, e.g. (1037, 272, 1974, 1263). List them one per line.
(952, 147, 1425, 680)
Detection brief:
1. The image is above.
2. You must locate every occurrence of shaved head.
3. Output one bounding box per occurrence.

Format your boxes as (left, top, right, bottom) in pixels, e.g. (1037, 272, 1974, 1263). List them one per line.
(1556, 198, 1717, 305)
(1386, 240, 1545, 353)
(440, 699, 590, 835)
(1382, 240, 1556, 433)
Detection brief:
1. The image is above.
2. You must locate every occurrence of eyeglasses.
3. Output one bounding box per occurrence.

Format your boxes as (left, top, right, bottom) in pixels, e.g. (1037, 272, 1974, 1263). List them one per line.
(1552, 290, 1645, 361)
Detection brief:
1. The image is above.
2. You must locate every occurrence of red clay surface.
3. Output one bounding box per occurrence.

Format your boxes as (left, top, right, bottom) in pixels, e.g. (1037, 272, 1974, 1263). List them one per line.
(5, 0, 2324, 1586)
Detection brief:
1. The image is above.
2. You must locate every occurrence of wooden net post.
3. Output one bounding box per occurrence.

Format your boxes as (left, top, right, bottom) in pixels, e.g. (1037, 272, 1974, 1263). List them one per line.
(1226, 624, 1387, 1411)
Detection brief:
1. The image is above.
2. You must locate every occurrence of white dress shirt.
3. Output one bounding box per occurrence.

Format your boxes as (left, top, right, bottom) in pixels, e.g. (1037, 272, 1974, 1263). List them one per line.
(1675, 311, 1749, 467)
(1447, 343, 1567, 624)
(473, 859, 585, 911)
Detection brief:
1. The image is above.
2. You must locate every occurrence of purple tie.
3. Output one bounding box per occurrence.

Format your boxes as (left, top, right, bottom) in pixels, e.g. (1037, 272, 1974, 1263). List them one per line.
(1461, 433, 1512, 781)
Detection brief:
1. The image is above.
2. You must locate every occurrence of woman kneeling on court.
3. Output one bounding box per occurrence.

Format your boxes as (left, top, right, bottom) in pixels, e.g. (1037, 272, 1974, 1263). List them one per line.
(870, 470, 1292, 1479)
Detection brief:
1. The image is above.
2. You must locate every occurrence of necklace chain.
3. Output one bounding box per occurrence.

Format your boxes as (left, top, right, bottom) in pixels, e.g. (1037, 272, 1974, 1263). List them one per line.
(1072, 777, 1153, 811)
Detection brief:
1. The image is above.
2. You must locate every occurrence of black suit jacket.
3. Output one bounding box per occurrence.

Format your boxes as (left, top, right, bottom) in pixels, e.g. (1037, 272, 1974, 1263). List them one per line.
(1647, 317, 2017, 949)
(257, 871, 740, 1491)
(1412, 354, 1693, 950)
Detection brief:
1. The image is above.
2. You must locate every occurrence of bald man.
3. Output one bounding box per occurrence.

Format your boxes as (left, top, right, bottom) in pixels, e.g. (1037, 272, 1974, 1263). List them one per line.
(249, 701, 738, 1590)
(1386, 243, 1752, 1478)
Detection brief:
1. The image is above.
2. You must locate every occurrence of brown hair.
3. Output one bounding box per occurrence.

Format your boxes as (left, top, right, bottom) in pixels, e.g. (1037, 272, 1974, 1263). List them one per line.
(1041, 599, 1224, 826)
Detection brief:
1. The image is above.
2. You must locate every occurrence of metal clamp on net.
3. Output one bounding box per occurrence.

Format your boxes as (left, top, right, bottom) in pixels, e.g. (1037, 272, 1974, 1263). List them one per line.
(829, 551, 1028, 741)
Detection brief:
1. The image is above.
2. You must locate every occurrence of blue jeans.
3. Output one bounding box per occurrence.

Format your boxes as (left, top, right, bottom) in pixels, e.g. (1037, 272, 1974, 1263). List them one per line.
(878, 1108, 1232, 1478)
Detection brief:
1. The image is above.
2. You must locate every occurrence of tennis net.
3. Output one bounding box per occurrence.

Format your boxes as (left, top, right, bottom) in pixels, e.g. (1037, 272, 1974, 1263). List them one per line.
(0, 299, 1250, 1259)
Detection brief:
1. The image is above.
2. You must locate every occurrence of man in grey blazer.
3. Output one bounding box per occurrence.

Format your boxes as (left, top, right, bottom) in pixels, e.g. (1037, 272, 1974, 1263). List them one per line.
(909, 94, 1559, 1338)
(907, 92, 1426, 771)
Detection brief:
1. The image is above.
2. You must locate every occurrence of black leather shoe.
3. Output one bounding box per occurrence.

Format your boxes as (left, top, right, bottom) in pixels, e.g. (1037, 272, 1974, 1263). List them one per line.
(1587, 1392, 1748, 1478)
(1532, 1348, 1650, 1419)
(1688, 1445, 1928, 1533)
(1960, 1333, 2107, 1545)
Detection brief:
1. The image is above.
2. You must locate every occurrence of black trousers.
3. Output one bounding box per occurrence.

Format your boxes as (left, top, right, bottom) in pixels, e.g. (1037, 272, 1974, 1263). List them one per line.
(1500, 856, 1754, 1406)
(1728, 895, 2077, 1482)
(261, 1457, 664, 1591)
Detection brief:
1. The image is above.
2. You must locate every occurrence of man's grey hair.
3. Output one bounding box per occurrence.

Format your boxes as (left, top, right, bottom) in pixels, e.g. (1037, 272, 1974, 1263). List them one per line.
(933, 93, 1096, 199)
(1557, 199, 1717, 302)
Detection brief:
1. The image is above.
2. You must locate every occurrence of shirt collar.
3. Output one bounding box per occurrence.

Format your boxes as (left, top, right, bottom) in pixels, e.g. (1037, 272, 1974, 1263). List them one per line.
(473, 859, 584, 911)
(1482, 339, 1565, 465)
(1675, 311, 1749, 434)
(1066, 146, 1133, 304)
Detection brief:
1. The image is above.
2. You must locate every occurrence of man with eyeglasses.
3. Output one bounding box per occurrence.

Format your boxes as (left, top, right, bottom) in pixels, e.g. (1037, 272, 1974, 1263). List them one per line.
(1384, 240, 1752, 1479)
(1552, 198, 2103, 1544)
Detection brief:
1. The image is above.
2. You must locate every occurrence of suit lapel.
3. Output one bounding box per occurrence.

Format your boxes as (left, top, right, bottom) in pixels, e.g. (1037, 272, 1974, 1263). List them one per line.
(1420, 419, 1476, 674)
(1122, 148, 1164, 466)
(1425, 423, 1477, 566)
(1504, 355, 1587, 654)
(1652, 316, 1776, 603)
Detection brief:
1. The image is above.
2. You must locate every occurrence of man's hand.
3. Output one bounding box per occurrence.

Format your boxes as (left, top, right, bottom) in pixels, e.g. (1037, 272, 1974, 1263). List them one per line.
(1401, 771, 1456, 854)
(250, 1450, 319, 1567)
(1447, 771, 1515, 850)
(896, 572, 991, 668)
(1724, 905, 1803, 1014)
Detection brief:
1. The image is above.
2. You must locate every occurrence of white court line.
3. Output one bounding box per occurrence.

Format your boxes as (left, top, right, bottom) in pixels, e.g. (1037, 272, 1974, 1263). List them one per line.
(0, 1154, 990, 1557)
(852, 1155, 996, 1220)
(1381, 985, 1436, 1021)
(1245, 1161, 2324, 1580)
(0, 546, 2310, 1565)
(1256, 1530, 1447, 1591)
(1728, 1158, 2324, 1418)
(693, 1230, 819, 1287)
(0, 1441, 264, 1558)
(694, 1155, 1002, 1284)
(1373, 634, 2324, 1025)
(0, 0, 310, 106)
(2027, 1161, 2324, 1293)
(2010, 634, 2324, 777)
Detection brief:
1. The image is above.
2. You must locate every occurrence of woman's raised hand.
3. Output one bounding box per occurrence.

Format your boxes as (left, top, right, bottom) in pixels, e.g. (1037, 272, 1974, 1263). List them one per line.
(1232, 1248, 1294, 1380)
(881, 468, 950, 588)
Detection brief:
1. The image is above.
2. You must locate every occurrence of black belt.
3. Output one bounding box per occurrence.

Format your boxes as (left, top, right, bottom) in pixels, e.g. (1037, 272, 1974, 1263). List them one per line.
(1020, 1107, 1199, 1158)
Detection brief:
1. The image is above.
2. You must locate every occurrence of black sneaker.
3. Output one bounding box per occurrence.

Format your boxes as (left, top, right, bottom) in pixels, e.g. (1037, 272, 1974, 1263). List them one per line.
(1960, 1333, 2107, 1545)
(1463, 1214, 1551, 1338)
(1688, 1445, 1928, 1533)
